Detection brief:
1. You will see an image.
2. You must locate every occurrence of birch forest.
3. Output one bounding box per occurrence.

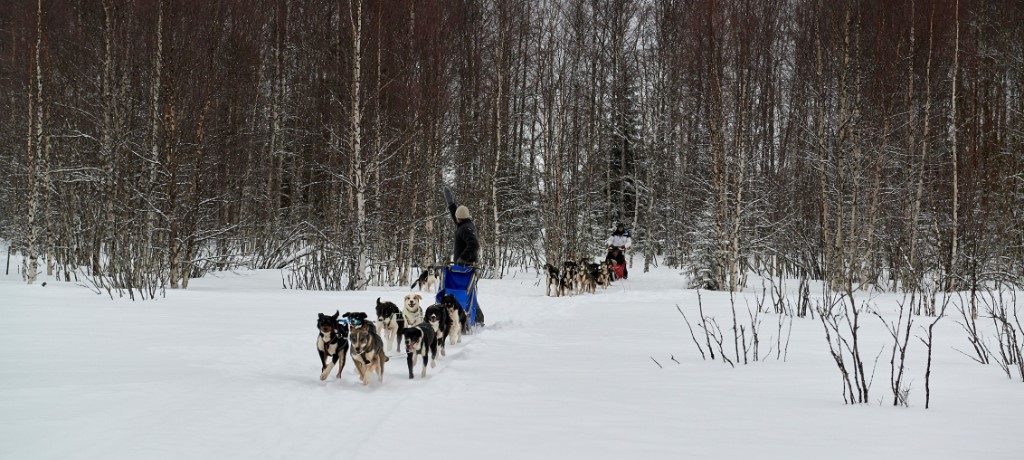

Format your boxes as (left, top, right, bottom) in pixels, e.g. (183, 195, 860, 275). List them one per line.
(1, 0, 1022, 296)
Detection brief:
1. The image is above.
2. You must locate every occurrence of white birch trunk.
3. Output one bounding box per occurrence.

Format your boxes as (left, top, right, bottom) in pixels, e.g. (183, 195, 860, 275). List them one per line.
(101, 0, 117, 279)
(146, 0, 164, 276)
(349, 0, 366, 290)
(24, 0, 44, 284)
(492, 63, 502, 272)
(948, 0, 960, 288)
(910, 5, 936, 291)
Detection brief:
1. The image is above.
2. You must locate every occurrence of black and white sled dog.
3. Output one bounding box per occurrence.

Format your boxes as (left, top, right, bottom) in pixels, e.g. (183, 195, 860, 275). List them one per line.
(376, 297, 405, 354)
(403, 322, 437, 379)
(316, 311, 348, 381)
(410, 266, 439, 292)
(441, 294, 467, 344)
(424, 303, 452, 357)
(345, 312, 388, 385)
(544, 263, 561, 297)
(560, 260, 579, 295)
(402, 293, 425, 327)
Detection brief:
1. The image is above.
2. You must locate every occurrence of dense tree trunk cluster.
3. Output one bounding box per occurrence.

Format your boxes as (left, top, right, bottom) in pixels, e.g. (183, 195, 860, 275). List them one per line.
(1, 0, 1021, 294)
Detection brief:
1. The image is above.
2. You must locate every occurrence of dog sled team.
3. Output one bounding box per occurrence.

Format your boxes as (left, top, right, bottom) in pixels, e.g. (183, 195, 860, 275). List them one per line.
(316, 190, 482, 385)
(315, 290, 470, 386)
(544, 223, 632, 297)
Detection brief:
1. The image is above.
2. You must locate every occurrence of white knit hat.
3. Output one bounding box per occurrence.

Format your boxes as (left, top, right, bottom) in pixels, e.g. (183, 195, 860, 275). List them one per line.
(455, 205, 471, 220)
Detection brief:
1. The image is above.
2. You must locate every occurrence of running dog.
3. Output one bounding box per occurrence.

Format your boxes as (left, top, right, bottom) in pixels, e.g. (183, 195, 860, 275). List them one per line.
(402, 293, 425, 327)
(588, 261, 604, 293)
(560, 260, 579, 295)
(316, 311, 348, 381)
(410, 266, 439, 292)
(441, 294, 467, 344)
(596, 260, 613, 288)
(403, 322, 437, 379)
(576, 259, 597, 294)
(347, 312, 387, 385)
(544, 263, 561, 296)
(424, 303, 452, 357)
(375, 297, 405, 354)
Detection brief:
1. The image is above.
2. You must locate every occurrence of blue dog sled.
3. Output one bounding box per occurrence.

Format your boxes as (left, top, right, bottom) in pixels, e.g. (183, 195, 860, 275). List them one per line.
(435, 264, 482, 327)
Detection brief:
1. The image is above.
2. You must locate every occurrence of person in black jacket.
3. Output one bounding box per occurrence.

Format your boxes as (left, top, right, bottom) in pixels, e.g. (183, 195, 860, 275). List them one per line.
(448, 203, 483, 326)
(449, 204, 479, 265)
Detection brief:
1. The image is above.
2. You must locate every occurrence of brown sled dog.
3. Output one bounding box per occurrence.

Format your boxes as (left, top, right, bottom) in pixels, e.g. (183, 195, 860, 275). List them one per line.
(345, 312, 388, 385)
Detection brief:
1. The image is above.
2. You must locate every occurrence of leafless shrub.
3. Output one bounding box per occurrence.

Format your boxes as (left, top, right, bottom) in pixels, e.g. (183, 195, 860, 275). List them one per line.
(730, 291, 742, 364)
(683, 286, 793, 365)
(757, 276, 789, 315)
(697, 290, 716, 360)
(282, 246, 347, 290)
(75, 263, 164, 301)
(769, 312, 794, 362)
(705, 317, 735, 368)
(917, 291, 952, 409)
(874, 292, 915, 407)
(743, 299, 764, 363)
(681, 290, 770, 367)
(797, 274, 812, 318)
(953, 290, 991, 364)
(818, 288, 871, 404)
(983, 284, 1023, 382)
(677, 304, 706, 360)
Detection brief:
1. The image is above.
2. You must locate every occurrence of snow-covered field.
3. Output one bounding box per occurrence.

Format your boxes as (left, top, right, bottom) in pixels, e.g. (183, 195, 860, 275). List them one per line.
(2, 259, 1022, 459)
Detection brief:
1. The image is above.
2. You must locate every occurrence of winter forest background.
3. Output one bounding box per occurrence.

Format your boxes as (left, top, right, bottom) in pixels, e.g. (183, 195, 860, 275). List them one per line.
(1, 0, 1022, 297)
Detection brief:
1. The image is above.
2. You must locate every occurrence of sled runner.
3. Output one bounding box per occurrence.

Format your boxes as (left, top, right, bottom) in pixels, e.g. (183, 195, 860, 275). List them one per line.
(435, 264, 482, 327)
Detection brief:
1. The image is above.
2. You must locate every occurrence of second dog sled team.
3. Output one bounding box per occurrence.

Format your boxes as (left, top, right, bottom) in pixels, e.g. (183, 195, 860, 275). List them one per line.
(545, 223, 633, 297)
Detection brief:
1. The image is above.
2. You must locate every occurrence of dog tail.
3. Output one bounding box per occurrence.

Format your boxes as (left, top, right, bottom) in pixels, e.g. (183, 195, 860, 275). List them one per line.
(377, 297, 383, 306)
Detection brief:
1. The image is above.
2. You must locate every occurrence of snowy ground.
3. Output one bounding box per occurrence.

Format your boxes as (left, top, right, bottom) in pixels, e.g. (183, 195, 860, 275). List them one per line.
(2, 257, 1023, 459)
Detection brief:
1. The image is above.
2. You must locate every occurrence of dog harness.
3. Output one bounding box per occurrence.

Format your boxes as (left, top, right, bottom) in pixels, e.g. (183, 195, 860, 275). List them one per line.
(403, 306, 423, 326)
(350, 327, 379, 365)
(320, 328, 346, 354)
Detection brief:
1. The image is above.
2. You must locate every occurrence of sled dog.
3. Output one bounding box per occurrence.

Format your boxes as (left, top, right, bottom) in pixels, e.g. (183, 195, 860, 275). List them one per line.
(560, 260, 579, 295)
(411, 266, 439, 292)
(347, 312, 387, 385)
(376, 297, 405, 353)
(316, 311, 348, 381)
(544, 263, 562, 296)
(424, 303, 452, 357)
(402, 293, 425, 327)
(596, 260, 613, 288)
(576, 259, 597, 294)
(441, 294, 467, 344)
(403, 323, 437, 379)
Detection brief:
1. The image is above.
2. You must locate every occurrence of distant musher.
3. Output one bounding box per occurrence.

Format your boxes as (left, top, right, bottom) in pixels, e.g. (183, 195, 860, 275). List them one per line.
(605, 223, 632, 279)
